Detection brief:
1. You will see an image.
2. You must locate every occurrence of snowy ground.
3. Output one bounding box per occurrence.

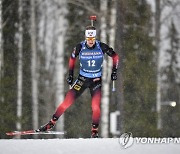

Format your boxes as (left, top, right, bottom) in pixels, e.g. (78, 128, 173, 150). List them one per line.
(0, 138, 180, 154)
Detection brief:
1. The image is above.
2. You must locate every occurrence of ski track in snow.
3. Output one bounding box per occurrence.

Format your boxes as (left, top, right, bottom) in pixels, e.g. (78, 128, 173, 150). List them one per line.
(0, 138, 180, 154)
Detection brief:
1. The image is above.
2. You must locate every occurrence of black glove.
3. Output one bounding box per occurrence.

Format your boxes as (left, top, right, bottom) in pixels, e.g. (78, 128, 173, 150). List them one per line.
(66, 74, 73, 85)
(111, 71, 117, 81)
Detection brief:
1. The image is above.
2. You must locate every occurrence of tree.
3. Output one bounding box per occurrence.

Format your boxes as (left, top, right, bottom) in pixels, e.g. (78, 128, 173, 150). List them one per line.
(161, 21, 180, 137)
(53, 0, 67, 136)
(0, 0, 163, 139)
(148, 0, 180, 137)
(100, 0, 109, 138)
(16, 0, 23, 133)
(0, 0, 3, 105)
(31, 0, 38, 135)
(0, 0, 3, 82)
(0, 0, 19, 138)
(155, 0, 162, 131)
(37, 0, 57, 128)
(21, 0, 32, 135)
(122, 0, 157, 137)
(114, 0, 125, 135)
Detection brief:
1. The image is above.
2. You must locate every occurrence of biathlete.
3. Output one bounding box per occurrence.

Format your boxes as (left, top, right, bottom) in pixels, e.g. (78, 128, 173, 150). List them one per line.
(38, 25, 119, 138)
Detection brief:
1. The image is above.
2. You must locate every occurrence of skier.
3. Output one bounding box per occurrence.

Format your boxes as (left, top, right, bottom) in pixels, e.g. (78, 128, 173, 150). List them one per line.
(38, 25, 119, 138)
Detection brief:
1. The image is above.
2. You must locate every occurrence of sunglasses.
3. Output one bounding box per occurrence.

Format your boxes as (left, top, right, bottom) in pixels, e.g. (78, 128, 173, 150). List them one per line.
(86, 37, 96, 41)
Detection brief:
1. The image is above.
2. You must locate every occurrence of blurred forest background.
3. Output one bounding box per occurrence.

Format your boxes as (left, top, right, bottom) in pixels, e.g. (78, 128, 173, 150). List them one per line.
(0, 0, 180, 139)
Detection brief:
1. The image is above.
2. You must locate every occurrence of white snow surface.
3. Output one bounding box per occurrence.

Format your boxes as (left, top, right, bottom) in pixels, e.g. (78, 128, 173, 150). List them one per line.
(0, 138, 180, 154)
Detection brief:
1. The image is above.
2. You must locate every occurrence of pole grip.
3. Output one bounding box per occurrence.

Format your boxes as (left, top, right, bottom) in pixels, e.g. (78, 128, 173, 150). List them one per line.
(112, 81, 116, 92)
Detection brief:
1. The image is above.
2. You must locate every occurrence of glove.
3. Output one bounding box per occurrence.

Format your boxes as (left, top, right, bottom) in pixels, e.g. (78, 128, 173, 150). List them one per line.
(66, 74, 73, 85)
(111, 71, 117, 81)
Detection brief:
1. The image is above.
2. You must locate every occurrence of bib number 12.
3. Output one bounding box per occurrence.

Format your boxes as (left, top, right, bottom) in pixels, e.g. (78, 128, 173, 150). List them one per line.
(87, 60, 95, 67)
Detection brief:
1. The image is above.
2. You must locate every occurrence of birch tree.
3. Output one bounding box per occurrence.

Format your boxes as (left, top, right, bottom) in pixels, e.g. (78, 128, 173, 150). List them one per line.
(108, 0, 117, 87)
(37, 0, 67, 136)
(109, 0, 117, 49)
(31, 0, 39, 132)
(38, 0, 56, 126)
(161, 21, 180, 136)
(16, 0, 23, 132)
(54, 0, 67, 136)
(100, 0, 109, 138)
(0, 0, 3, 97)
(115, 0, 125, 135)
(147, 0, 180, 132)
(155, 0, 162, 130)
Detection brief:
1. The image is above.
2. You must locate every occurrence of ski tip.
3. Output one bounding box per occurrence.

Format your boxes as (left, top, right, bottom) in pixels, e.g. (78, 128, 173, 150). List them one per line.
(6, 130, 35, 136)
(6, 132, 12, 136)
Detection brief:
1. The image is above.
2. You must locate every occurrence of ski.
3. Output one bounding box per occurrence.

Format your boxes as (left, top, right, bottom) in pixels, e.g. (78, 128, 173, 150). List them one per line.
(6, 130, 65, 136)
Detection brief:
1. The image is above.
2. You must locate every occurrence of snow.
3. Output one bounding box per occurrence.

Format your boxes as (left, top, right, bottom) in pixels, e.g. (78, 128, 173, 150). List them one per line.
(0, 138, 180, 154)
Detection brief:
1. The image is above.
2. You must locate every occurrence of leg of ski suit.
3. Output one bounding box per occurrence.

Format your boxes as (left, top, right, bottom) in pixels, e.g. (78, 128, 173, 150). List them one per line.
(53, 75, 102, 126)
(89, 79, 101, 125)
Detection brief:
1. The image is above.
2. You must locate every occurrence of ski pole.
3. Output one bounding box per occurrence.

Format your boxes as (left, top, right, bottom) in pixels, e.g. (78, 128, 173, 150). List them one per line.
(112, 81, 116, 92)
(90, 15, 96, 26)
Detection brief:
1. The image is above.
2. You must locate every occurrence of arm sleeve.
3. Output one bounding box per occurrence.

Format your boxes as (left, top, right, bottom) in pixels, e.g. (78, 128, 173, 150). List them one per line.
(68, 43, 82, 75)
(100, 42, 119, 72)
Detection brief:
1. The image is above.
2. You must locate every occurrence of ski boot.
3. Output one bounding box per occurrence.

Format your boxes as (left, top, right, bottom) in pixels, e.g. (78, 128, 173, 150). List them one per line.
(37, 115, 58, 132)
(91, 124, 99, 138)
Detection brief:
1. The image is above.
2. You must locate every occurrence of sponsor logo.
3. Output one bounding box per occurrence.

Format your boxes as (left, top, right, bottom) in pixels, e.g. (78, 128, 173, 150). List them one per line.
(92, 83, 101, 91)
(77, 80, 83, 86)
(88, 31, 93, 36)
(82, 52, 102, 56)
(79, 76, 86, 81)
(74, 84, 81, 91)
